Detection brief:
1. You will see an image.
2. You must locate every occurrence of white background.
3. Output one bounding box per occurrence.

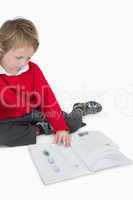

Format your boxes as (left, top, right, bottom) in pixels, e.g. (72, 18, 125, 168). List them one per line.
(0, 0, 133, 199)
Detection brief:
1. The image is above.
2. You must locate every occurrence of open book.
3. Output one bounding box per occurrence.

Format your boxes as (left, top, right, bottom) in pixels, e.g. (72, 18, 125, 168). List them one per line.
(28, 131, 132, 185)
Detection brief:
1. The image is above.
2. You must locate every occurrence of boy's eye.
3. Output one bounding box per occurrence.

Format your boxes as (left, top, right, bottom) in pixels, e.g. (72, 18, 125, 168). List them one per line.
(16, 56, 31, 60)
(16, 57, 22, 60)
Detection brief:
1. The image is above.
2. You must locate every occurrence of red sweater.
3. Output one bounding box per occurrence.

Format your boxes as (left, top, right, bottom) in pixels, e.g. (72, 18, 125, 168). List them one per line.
(0, 61, 70, 133)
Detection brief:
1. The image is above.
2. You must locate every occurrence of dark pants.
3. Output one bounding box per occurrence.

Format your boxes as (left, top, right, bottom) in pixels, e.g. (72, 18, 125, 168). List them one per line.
(0, 108, 86, 147)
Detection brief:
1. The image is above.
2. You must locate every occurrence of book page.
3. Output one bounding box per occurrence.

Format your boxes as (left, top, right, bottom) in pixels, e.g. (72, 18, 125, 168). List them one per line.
(29, 143, 90, 185)
(72, 131, 119, 151)
(71, 131, 132, 172)
(84, 149, 132, 172)
(71, 131, 119, 162)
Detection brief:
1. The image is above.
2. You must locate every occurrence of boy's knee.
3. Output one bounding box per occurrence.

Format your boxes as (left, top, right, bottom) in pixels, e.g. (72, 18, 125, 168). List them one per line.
(64, 110, 85, 133)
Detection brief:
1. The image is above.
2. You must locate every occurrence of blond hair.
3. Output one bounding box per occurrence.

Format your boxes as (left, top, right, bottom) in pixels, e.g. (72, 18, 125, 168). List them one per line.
(0, 17, 39, 61)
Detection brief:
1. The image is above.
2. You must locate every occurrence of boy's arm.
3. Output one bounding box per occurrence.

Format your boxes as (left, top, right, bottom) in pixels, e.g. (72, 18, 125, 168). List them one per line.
(34, 63, 70, 133)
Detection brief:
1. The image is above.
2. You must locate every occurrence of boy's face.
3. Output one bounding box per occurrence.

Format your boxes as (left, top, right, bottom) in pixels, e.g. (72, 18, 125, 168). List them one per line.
(0, 46, 35, 75)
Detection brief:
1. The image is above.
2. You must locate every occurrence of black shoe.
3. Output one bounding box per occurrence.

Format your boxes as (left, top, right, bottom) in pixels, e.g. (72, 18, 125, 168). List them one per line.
(72, 101, 102, 116)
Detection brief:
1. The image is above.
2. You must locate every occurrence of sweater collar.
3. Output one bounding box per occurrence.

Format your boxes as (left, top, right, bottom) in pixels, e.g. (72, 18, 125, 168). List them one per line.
(0, 64, 29, 76)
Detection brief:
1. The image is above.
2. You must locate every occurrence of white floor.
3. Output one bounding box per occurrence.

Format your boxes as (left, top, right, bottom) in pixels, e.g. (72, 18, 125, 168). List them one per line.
(0, 105, 133, 200)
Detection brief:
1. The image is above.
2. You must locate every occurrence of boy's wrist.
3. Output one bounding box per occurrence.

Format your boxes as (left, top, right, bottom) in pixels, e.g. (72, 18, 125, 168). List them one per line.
(56, 130, 69, 134)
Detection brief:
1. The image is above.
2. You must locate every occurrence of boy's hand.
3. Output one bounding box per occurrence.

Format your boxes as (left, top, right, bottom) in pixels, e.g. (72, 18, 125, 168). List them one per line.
(53, 130, 71, 147)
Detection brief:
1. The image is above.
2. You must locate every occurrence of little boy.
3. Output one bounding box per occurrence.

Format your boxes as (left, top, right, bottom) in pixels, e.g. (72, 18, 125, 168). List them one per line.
(0, 17, 102, 147)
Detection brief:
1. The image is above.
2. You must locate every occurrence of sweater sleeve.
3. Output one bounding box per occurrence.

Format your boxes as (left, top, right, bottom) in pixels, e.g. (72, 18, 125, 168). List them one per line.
(33, 63, 70, 133)
(0, 76, 23, 111)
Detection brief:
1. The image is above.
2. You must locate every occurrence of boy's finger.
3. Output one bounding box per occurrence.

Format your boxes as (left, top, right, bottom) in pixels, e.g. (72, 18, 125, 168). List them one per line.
(57, 135, 63, 144)
(53, 135, 58, 144)
(64, 136, 71, 147)
(68, 136, 72, 146)
(63, 136, 67, 146)
(67, 136, 71, 146)
(52, 135, 57, 143)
